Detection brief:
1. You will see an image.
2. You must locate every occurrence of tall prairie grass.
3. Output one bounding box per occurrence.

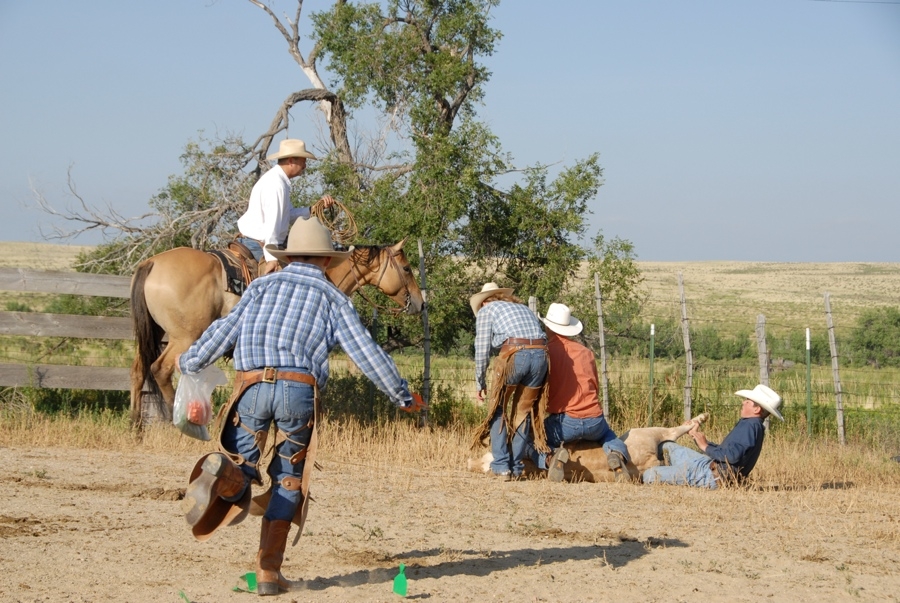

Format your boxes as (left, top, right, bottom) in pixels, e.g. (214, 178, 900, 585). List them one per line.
(2, 400, 897, 490)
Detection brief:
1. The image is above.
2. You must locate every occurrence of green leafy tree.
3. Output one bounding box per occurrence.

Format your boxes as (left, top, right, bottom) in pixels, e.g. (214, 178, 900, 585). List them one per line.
(563, 232, 645, 351)
(847, 307, 900, 367)
(51, 0, 643, 353)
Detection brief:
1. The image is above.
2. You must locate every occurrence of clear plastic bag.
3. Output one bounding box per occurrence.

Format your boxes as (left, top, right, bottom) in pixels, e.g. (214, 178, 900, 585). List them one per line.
(173, 365, 228, 441)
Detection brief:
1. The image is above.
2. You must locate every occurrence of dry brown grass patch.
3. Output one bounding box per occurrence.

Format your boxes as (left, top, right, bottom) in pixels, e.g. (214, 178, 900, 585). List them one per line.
(637, 260, 900, 333)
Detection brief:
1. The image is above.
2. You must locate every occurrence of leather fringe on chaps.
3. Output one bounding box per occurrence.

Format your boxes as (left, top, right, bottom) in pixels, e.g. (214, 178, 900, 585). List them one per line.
(192, 370, 319, 544)
(472, 348, 550, 454)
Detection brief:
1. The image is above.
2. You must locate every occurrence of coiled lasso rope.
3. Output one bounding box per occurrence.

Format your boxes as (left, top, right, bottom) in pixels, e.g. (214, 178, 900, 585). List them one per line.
(310, 198, 358, 246)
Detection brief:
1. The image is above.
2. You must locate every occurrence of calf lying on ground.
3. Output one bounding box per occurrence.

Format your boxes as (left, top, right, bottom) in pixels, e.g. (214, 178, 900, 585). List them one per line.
(467, 413, 709, 482)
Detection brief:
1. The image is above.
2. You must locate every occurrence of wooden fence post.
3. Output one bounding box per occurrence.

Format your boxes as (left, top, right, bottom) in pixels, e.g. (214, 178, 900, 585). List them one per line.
(824, 292, 846, 445)
(806, 327, 812, 437)
(678, 273, 693, 421)
(528, 296, 538, 317)
(756, 314, 769, 387)
(417, 239, 431, 428)
(648, 323, 655, 427)
(594, 273, 610, 417)
(756, 314, 770, 429)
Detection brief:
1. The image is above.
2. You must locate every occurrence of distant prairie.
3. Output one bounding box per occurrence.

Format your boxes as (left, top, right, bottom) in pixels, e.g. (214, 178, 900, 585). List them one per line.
(638, 261, 900, 334)
(0, 242, 93, 272)
(2, 242, 897, 331)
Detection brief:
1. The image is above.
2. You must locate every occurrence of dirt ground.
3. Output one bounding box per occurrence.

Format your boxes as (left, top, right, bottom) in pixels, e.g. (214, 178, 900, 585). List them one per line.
(1, 445, 898, 603)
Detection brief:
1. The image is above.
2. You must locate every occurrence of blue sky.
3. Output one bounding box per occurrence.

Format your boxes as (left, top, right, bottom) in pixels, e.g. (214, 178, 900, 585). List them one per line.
(1, 0, 898, 261)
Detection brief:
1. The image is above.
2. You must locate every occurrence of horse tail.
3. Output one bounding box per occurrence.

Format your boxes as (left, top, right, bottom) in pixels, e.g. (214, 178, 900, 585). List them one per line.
(130, 260, 164, 403)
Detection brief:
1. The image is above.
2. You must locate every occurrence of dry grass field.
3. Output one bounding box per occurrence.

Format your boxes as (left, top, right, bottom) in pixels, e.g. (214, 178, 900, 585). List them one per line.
(0, 242, 95, 313)
(0, 241, 93, 271)
(639, 261, 900, 333)
(2, 242, 898, 326)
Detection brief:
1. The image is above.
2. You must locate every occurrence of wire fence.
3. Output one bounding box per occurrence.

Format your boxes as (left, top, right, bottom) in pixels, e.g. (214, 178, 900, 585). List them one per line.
(2, 260, 898, 448)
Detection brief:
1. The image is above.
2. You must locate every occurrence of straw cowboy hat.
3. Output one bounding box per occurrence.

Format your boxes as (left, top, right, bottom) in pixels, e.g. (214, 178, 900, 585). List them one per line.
(266, 138, 318, 161)
(264, 216, 351, 266)
(735, 384, 784, 421)
(469, 282, 513, 316)
(542, 303, 583, 337)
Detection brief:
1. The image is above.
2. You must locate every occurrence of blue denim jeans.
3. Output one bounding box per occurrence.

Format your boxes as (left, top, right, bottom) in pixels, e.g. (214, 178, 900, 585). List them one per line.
(532, 414, 630, 469)
(236, 236, 265, 262)
(641, 442, 718, 489)
(489, 348, 548, 477)
(221, 370, 315, 521)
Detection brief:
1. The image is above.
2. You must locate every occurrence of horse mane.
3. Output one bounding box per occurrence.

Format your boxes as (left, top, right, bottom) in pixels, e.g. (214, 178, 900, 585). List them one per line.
(350, 244, 385, 265)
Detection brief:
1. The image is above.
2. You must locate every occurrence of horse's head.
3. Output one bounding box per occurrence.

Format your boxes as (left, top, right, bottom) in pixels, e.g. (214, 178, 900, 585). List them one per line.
(373, 239, 424, 315)
(326, 239, 424, 315)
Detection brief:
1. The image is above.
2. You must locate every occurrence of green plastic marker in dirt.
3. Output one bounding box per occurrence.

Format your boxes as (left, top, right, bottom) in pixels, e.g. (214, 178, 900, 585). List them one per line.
(392, 563, 408, 597)
(232, 572, 257, 593)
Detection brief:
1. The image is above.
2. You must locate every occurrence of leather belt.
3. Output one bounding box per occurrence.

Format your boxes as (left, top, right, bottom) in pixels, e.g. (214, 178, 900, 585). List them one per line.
(503, 337, 546, 346)
(236, 367, 316, 386)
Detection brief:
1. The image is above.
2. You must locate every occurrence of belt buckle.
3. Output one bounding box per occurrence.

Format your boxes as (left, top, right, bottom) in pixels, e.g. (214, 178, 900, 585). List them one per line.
(262, 367, 277, 383)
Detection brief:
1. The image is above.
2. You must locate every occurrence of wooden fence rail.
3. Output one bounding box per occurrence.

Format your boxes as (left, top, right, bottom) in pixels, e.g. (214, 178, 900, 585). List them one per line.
(0, 267, 133, 391)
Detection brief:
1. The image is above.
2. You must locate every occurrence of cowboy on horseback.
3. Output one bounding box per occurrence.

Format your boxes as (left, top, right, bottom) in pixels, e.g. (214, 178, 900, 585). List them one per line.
(236, 138, 336, 276)
(177, 216, 423, 596)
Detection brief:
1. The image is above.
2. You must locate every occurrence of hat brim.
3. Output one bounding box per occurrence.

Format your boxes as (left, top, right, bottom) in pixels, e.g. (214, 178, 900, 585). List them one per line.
(735, 389, 784, 421)
(542, 316, 583, 337)
(470, 288, 513, 316)
(264, 244, 350, 267)
(266, 150, 318, 161)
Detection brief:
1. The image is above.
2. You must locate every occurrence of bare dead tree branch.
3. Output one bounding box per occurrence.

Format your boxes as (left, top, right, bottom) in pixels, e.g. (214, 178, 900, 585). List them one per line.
(246, 0, 354, 166)
(32, 167, 156, 242)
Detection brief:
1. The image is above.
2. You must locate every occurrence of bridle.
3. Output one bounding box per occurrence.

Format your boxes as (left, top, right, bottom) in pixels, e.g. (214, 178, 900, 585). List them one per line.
(335, 245, 416, 314)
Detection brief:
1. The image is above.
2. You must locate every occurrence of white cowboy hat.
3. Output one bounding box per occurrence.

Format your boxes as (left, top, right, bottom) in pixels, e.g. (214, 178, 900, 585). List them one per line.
(264, 216, 351, 266)
(266, 138, 318, 161)
(542, 302, 583, 337)
(469, 282, 514, 316)
(735, 384, 784, 421)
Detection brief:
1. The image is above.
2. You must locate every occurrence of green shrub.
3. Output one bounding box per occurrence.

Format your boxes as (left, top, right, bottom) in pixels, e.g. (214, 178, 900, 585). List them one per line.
(846, 307, 900, 367)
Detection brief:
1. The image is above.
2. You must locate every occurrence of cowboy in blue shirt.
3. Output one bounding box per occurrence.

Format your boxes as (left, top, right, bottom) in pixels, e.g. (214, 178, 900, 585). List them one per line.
(642, 384, 784, 489)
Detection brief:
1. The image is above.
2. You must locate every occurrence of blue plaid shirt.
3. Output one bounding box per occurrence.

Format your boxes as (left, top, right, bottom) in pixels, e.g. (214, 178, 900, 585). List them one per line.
(179, 262, 412, 407)
(473, 300, 546, 391)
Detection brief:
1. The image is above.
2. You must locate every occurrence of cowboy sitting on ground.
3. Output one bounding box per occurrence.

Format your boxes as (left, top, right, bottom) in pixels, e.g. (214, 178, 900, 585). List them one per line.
(178, 216, 423, 596)
(642, 384, 783, 489)
(528, 303, 632, 482)
(470, 282, 550, 481)
(236, 138, 335, 276)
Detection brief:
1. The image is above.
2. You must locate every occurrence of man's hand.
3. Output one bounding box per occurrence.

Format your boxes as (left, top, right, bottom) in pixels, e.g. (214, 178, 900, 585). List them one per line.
(401, 392, 427, 413)
(476, 389, 486, 403)
(319, 195, 337, 208)
(690, 427, 709, 451)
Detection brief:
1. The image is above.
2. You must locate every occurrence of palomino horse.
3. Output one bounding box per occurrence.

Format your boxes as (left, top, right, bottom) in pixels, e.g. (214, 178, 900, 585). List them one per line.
(129, 241, 423, 425)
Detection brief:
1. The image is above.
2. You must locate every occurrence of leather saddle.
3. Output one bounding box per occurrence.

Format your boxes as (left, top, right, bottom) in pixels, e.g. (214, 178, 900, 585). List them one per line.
(208, 240, 258, 297)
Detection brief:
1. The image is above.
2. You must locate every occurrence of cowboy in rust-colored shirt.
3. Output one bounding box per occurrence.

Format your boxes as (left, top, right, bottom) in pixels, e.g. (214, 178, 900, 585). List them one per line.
(532, 303, 631, 482)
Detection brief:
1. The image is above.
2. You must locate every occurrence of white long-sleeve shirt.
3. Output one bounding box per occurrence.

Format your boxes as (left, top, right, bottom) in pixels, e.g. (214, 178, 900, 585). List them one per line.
(236, 165, 310, 261)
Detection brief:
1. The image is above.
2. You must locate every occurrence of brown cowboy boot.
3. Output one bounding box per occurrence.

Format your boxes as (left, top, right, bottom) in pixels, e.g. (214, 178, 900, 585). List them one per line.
(606, 450, 631, 483)
(257, 519, 303, 595)
(258, 260, 280, 277)
(183, 453, 247, 526)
